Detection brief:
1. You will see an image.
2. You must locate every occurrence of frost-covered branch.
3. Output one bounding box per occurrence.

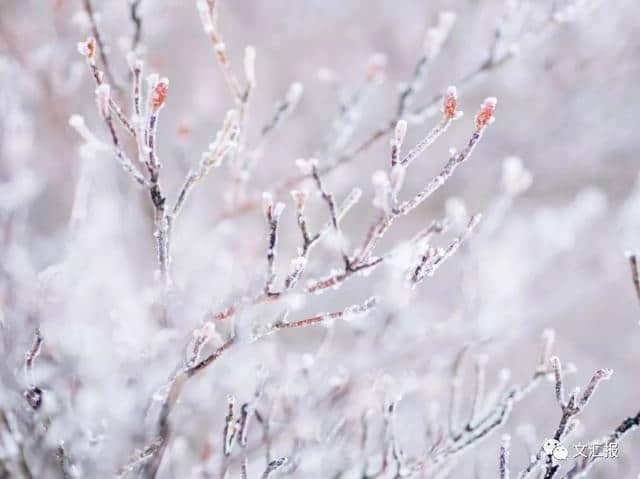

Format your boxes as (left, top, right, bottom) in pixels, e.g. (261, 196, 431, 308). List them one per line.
(515, 358, 613, 479)
(308, 159, 351, 268)
(261, 457, 288, 479)
(23, 328, 43, 411)
(499, 434, 511, 479)
(398, 87, 462, 169)
(0, 410, 33, 479)
(411, 214, 482, 286)
(396, 11, 456, 117)
(9, 2, 629, 478)
(143, 293, 376, 476)
(211, 1, 584, 225)
(261, 193, 286, 296)
(307, 92, 493, 294)
(561, 409, 640, 478)
(196, 0, 244, 100)
(172, 110, 239, 217)
(323, 54, 386, 160)
(129, 0, 143, 52)
(414, 331, 563, 475)
(77, 38, 134, 135)
(397, 97, 496, 215)
(82, 0, 120, 92)
(257, 83, 303, 144)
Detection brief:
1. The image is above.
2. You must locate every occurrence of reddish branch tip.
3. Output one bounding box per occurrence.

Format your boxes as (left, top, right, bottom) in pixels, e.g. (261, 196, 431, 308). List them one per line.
(474, 97, 497, 129)
(290, 189, 309, 210)
(151, 79, 170, 113)
(77, 37, 97, 62)
(442, 86, 460, 119)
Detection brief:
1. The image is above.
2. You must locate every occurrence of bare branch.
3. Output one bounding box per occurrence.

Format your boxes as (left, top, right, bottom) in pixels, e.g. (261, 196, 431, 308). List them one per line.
(411, 214, 482, 285)
(626, 251, 640, 304)
(23, 328, 43, 410)
(399, 86, 462, 168)
(499, 434, 511, 479)
(261, 457, 288, 479)
(578, 368, 612, 410)
(82, 0, 121, 92)
(223, 395, 237, 456)
(396, 11, 456, 117)
(129, 0, 143, 52)
(550, 356, 565, 407)
(262, 193, 286, 296)
(196, 0, 244, 100)
(172, 110, 239, 217)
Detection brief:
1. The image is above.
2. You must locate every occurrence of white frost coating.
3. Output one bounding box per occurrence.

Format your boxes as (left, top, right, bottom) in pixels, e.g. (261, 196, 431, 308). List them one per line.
(95, 84, 111, 119)
(244, 46, 256, 86)
(372, 170, 391, 213)
(286, 82, 304, 105)
(126, 52, 143, 72)
(196, 0, 214, 33)
(9, 3, 636, 477)
(390, 164, 406, 193)
(290, 255, 307, 270)
(394, 119, 407, 145)
(272, 202, 286, 219)
(285, 256, 308, 289)
(339, 188, 362, 216)
(290, 189, 309, 210)
(185, 107, 239, 200)
(342, 296, 378, 322)
(146, 73, 159, 89)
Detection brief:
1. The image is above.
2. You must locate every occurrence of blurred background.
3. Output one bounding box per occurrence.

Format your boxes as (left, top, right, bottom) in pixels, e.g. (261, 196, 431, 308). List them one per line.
(1, 0, 639, 477)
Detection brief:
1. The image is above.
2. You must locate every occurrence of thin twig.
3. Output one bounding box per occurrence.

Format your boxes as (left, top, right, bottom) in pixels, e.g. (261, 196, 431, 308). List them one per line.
(626, 252, 640, 304)
(129, 0, 143, 52)
(82, 0, 121, 92)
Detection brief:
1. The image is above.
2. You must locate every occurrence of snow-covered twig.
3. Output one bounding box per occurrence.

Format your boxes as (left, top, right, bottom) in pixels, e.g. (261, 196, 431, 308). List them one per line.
(515, 358, 613, 479)
(261, 457, 288, 479)
(262, 193, 286, 296)
(561, 410, 640, 478)
(306, 94, 493, 294)
(396, 11, 456, 117)
(129, 0, 143, 52)
(499, 434, 511, 479)
(23, 328, 43, 411)
(196, 0, 244, 100)
(82, 0, 121, 93)
(411, 215, 482, 285)
(172, 110, 239, 217)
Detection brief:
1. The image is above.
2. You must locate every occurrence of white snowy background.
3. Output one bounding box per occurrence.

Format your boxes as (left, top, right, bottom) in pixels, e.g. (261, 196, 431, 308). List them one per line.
(0, 0, 638, 477)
